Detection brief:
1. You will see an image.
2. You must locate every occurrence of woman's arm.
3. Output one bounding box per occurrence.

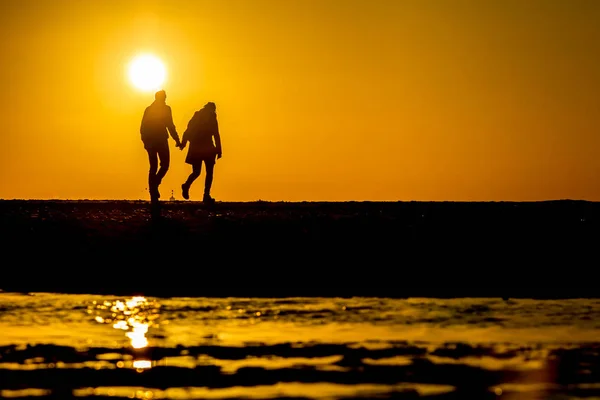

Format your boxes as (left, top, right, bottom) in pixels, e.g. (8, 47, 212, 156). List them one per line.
(213, 119, 222, 158)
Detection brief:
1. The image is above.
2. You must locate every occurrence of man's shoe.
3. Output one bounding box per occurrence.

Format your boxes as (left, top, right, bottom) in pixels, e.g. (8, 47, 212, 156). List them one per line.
(150, 184, 160, 202)
(182, 183, 190, 200)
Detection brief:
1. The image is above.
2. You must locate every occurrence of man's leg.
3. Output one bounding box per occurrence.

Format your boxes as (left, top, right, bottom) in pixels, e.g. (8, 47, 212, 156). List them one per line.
(147, 147, 159, 201)
(155, 141, 170, 187)
(182, 164, 201, 200)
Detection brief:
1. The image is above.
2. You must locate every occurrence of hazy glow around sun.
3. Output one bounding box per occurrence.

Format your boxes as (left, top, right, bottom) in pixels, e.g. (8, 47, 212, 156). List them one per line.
(127, 54, 166, 92)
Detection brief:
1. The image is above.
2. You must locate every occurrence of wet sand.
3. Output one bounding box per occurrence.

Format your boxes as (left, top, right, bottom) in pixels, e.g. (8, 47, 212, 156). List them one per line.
(1, 199, 598, 294)
(1, 293, 600, 399)
(5, 341, 600, 399)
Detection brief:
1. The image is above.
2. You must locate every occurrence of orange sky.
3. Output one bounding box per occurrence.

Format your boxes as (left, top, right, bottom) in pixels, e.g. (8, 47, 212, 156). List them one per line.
(1, 0, 599, 201)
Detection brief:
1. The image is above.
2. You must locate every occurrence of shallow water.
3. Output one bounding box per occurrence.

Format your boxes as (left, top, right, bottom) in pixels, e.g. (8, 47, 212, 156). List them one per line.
(1, 293, 600, 399)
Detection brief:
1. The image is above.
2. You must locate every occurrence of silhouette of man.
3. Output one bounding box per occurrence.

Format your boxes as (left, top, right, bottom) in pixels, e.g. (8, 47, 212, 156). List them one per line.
(140, 90, 181, 202)
(179, 102, 222, 204)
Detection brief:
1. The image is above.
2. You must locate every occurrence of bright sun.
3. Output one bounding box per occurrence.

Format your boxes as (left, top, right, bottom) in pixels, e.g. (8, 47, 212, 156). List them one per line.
(127, 54, 166, 92)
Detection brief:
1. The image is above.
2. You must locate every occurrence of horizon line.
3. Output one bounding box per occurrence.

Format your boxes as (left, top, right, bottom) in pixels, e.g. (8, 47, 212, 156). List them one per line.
(0, 198, 596, 203)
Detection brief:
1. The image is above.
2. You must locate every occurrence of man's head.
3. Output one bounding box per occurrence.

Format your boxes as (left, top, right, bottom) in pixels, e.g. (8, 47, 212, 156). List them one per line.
(155, 90, 167, 102)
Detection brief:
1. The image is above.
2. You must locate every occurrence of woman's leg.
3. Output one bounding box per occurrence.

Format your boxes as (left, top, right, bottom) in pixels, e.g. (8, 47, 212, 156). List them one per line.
(182, 164, 202, 199)
(203, 158, 215, 199)
(186, 164, 202, 186)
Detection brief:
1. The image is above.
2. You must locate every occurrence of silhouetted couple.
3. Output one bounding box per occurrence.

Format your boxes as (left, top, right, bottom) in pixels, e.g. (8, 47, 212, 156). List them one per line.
(140, 90, 222, 204)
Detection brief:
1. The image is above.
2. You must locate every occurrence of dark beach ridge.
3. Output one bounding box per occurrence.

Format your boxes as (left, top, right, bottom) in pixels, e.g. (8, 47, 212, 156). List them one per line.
(1, 199, 598, 294)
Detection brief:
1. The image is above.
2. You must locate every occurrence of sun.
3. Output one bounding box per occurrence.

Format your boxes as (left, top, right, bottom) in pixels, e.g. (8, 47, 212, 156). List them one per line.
(127, 54, 166, 92)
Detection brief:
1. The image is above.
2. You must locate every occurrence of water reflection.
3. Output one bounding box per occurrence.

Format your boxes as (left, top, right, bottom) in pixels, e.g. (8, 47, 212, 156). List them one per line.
(90, 296, 161, 349)
(133, 360, 152, 370)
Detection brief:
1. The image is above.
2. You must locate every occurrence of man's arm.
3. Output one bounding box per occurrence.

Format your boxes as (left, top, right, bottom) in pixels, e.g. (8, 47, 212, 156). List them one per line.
(166, 106, 181, 146)
(140, 108, 148, 141)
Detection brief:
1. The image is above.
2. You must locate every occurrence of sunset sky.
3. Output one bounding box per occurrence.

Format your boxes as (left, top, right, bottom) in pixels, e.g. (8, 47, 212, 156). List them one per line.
(1, 0, 599, 201)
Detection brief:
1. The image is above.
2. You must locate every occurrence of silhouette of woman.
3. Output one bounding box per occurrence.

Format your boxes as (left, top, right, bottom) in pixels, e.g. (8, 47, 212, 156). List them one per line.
(179, 102, 222, 204)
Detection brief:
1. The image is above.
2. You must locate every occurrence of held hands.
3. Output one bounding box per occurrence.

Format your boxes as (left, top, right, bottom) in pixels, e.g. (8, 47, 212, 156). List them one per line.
(173, 140, 218, 156)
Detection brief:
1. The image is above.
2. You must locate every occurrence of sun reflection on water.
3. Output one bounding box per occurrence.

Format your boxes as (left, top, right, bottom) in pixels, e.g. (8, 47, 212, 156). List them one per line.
(89, 296, 161, 351)
(133, 360, 152, 370)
